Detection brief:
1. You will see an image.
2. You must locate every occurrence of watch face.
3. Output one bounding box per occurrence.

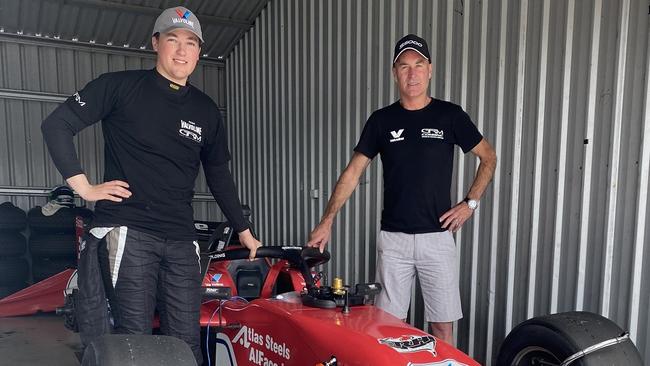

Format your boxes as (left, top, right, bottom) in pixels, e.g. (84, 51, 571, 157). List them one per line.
(467, 200, 478, 209)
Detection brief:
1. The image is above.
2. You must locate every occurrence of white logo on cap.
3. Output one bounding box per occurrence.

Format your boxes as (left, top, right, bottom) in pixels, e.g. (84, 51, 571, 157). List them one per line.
(172, 18, 195, 28)
(400, 39, 423, 49)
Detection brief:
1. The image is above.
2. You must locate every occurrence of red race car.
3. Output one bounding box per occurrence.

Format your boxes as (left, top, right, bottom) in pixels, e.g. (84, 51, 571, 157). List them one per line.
(0, 218, 643, 366)
(197, 245, 477, 366)
(57, 245, 478, 365)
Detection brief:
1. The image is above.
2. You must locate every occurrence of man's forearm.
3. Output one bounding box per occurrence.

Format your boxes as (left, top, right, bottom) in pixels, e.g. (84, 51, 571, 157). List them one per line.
(466, 155, 497, 201)
(41, 104, 86, 179)
(319, 171, 361, 225)
(318, 153, 372, 225)
(66, 174, 93, 197)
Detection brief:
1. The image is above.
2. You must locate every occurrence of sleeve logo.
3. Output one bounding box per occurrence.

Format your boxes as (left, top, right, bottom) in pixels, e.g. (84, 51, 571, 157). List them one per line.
(73, 92, 86, 107)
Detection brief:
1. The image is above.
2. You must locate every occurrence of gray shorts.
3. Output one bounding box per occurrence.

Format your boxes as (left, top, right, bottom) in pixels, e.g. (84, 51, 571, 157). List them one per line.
(375, 230, 462, 323)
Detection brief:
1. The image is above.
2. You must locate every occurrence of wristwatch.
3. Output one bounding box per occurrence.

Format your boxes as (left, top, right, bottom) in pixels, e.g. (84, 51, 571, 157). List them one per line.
(464, 197, 478, 210)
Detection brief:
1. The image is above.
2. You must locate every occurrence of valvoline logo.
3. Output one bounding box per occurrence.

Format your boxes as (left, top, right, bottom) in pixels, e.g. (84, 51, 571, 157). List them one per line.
(211, 274, 222, 283)
(176, 8, 191, 19)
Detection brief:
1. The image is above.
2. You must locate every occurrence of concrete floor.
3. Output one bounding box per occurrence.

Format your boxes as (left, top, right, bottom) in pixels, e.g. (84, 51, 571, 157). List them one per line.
(0, 313, 81, 365)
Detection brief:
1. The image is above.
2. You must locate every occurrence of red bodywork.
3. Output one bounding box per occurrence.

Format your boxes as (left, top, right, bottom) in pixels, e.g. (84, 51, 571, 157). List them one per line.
(200, 259, 478, 366)
(0, 214, 85, 317)
(204, 297, 478, 365)
(0, 269, 75, 317)
(0, 256, 479, 366)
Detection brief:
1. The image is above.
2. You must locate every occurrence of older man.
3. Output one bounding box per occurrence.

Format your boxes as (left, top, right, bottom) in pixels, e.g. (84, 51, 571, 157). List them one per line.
(309, 34, 496, 343)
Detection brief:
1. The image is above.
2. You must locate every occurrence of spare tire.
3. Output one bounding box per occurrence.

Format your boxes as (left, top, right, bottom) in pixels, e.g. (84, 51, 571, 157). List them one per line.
(30, 233, 76, 258)
(32, 257, 75, 282)
(28, 206, 93, 234)
(0, 258, 29, 286)
(0, 232, 26, 257)
(497, 311, 643, 366)
(0, 202, 27, 231)
(0, 284, 26, 299)
(81, 335, 197, 366)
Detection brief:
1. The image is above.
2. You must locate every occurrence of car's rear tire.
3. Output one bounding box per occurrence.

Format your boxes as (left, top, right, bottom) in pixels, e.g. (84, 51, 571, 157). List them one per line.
(0, 232, 26, 257)
(28, 206, 93, 234)
(0, 284, 26, 299)
(32, 257, 75, 282)
(0, 202, 27, 231)
(0, 258, 29, 286)
(29, 233, 76, 258)
(497, 311, 643, 366)
(81, 335, 197, 366)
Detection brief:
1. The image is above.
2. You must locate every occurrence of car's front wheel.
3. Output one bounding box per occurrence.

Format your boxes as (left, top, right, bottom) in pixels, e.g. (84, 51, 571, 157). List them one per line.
(497, 311, 643, 366)
(81, 335, 197, 366)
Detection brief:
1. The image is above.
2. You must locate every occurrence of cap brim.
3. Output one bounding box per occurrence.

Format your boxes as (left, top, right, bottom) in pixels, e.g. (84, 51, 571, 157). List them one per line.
(42, 201, 67, 216)
(393, 47, 430, 64)
(156, 25, 204, 44)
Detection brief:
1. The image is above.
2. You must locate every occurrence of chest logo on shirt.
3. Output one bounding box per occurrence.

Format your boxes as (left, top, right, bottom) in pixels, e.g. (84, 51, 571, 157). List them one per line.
(390, 129, 405, 142)
(421, 128, 444, 140)
(179, 120, 202, 143)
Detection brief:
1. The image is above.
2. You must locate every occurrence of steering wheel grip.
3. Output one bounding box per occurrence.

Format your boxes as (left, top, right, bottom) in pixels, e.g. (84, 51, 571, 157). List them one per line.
(207, 246, 330, 270)
(301, 247, 331, 268)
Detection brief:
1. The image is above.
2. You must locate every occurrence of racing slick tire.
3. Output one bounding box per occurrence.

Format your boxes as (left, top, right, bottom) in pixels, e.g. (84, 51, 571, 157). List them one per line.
(32, 257, 75, 282)
(0, 284, 25, 299)
(81, 335, 197, 366)
(0, 258, 29, 286)
(0, 232, 26, 257)
(28, 206, 93, 234)
(29, 233, 76, 258)
(496, 311, 643, 366)
(0, 202, 27, 231)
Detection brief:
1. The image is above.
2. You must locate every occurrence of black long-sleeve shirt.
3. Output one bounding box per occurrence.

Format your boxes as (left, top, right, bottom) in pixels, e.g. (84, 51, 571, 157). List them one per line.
(42, 69, 248, 240)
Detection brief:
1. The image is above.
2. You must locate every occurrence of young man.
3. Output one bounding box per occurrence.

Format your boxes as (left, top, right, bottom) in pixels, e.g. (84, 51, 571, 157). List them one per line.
(41, 7, 260, 364)
(308, 34, 497, 344)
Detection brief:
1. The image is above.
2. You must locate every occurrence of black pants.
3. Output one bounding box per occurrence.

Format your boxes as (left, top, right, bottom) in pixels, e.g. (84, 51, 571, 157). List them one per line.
(76, 229, 110, 347)
(77, 227, 203, 365)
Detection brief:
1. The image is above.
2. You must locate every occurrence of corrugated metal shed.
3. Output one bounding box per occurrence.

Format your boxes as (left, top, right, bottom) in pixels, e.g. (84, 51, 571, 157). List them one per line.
(226, 0, 650, 364)
(0, 0, 649, 364)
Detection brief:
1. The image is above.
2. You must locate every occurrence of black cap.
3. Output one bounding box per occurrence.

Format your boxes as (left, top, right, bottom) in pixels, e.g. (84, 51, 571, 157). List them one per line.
(393, 34, 431, 64)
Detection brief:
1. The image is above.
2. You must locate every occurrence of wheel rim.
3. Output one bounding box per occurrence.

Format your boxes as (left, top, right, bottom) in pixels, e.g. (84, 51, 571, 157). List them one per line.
(511, 346, 562, 366)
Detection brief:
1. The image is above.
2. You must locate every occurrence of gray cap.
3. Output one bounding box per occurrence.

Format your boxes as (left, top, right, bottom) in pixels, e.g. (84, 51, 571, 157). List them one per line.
(152, 6, 203, 43)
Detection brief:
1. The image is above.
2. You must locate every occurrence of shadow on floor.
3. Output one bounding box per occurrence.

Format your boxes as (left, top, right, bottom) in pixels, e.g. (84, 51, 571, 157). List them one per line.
(0, 312, 81, 365)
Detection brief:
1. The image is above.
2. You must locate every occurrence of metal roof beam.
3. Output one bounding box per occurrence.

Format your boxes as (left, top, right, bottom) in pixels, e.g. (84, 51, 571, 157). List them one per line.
(0, 33, 225, 65)
(61, 0, 253, 29)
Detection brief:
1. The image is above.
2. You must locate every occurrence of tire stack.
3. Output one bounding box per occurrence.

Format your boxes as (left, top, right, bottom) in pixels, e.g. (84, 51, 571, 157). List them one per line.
(0, 202, 29, 298)
(28, 206, 93, 282)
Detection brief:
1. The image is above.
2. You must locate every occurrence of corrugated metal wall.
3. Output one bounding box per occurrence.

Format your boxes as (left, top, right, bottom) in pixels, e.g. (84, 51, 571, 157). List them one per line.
(226, 0, 650, 364)
(0, 35, 228, 220)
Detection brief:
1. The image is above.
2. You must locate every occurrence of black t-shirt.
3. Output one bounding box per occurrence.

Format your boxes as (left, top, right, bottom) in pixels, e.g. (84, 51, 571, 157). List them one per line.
(354, 98, 483, 233)
(42, 69, 247, 240)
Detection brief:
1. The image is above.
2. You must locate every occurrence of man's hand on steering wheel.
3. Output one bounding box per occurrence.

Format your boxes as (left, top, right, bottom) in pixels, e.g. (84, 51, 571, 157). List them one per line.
(307, 218, 333, 253)
(238, 229, 261, 259)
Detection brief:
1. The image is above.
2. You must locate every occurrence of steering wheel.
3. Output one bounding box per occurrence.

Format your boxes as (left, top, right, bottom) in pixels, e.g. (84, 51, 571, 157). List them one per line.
(204, 246, 330, 288)
(300, 247, 330, 268)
